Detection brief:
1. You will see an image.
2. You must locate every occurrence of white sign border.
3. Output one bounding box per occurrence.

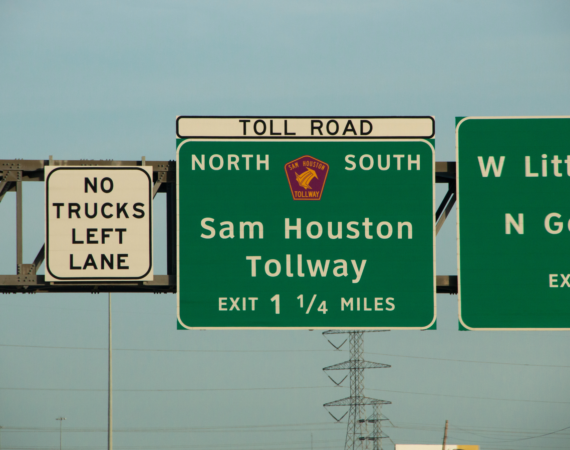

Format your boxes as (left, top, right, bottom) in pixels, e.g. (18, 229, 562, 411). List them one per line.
(456, 115, 570, 331)
(176, 134, 436, 330)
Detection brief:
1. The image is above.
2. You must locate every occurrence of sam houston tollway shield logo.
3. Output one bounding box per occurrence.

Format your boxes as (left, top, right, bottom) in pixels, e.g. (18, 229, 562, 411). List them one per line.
(285, 155, 329, 201)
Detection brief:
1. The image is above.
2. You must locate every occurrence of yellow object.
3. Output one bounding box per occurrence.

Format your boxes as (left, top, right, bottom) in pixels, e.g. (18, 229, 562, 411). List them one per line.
(295, 169, 318, 189)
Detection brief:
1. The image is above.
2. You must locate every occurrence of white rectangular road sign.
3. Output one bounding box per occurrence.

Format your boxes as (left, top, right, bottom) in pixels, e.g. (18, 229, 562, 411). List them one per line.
(176, 116, 435, 139)
(45, 167, 153, 281)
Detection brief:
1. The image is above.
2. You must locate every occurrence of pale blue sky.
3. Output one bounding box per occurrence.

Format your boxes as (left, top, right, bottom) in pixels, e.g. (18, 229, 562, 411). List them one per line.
(1, 1, 570, 449)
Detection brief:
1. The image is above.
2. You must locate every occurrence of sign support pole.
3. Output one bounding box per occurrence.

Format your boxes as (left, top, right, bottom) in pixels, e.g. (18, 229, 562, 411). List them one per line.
(108, 292, 113, 450)
(55, 417, 65, 450)
(16, 180, 22, 269)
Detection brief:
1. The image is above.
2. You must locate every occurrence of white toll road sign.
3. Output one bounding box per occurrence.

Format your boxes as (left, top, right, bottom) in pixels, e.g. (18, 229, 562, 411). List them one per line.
(176, 116, 435, 139)
(45, 167, 153, 281)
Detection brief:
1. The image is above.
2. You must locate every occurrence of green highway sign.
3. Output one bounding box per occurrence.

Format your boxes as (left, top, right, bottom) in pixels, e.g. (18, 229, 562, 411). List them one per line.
(457, 116, 570, 330)
(176, 116, 436, 330)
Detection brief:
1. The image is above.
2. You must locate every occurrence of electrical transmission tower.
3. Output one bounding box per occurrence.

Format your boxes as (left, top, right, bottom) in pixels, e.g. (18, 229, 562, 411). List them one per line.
(323, 331, 391, 450)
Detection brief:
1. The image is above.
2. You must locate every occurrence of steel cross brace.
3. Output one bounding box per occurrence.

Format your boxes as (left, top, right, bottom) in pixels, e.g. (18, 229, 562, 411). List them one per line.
(435, 162, 457, 294)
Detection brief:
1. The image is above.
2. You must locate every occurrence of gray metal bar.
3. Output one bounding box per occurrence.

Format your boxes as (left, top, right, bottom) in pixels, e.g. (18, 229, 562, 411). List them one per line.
(0, 180, 11, 203)
(152, 182, 162, 199)
(436, 275, 458, 294)
(436, 192, 456, 236)
(152, 170, 166, 199)
(435, 161, 456, 183)
(0, 159, 175, 171)
(0, 160, 175, 183)
(435, 186, 454, 222)
(0, 274, 174, 286)
(32, 245, 45, 273)
(16, 180, 22, 267)
(0, 274, 175, 292)
(166, 181, 177, 278)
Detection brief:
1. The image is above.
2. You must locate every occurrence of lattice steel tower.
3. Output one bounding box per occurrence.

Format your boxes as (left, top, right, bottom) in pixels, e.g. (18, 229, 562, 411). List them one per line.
(323, 331, 391, 450)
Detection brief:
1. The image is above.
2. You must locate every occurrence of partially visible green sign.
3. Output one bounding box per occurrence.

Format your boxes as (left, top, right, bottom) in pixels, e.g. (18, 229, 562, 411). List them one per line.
(457, 117, 570, 330)
(176, 117, 435, 330)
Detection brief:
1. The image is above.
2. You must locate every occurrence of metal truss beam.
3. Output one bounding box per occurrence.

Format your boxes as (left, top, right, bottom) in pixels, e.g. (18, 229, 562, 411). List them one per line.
(0, 159, 176, 294)
(0, 159, 457, 294)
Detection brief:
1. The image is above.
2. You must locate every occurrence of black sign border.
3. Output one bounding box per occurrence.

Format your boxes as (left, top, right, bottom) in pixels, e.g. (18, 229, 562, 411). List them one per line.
(45, 167, 153, 281)
(176, 116, 435, 140)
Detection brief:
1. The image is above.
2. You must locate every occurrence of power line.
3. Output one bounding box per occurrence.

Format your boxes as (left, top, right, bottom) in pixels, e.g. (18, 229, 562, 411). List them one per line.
(1, 428, 343, 436)
(450, 422, 570, 444)
(366, 387, 570, 405)
(2, 343, 570, 369)
(0, 429, 343, 435)
(394, 419, 567, 434)
(0, 386, 333, 393)
(2, 385, 569, 405)
(0, 437, 342, 448)
(447, 424, 570, 439)
(387, 420, 570, 440)
(0, 344, 332, 354)
(1, 421, 338, 432)
(3, 443, 342, 450)
(363, 350, 570, 369)
(3, 420, 570, 448)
